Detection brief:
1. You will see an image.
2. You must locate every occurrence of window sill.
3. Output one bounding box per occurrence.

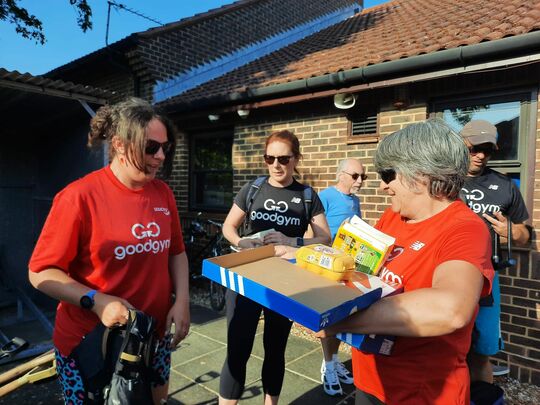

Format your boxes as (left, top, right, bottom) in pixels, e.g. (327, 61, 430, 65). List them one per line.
(347, 135, 379, 144)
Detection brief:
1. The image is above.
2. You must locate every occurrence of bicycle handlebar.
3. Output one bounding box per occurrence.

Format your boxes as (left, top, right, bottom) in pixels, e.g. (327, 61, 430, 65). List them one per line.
(206, 219, 223, 228)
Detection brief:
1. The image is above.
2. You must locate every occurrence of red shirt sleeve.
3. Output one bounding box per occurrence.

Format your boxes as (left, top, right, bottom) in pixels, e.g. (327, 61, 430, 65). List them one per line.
(436, 221, 494, 297)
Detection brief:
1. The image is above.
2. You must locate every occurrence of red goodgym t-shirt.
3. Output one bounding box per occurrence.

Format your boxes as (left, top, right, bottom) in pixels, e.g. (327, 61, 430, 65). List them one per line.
(352, 201, 493, 405)
(29, 166, 185, 355)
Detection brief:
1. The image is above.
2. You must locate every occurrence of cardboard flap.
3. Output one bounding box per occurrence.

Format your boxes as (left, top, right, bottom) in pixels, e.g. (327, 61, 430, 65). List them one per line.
(206, 245, 275, 268)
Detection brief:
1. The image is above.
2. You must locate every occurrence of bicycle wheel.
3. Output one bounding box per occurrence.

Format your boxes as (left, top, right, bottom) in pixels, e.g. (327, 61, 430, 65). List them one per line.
(209, 281, 226, 312)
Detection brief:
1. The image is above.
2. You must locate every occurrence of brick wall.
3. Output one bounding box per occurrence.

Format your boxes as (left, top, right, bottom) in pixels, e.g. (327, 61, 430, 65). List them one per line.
(498, 249, 540, 384)
(534, 91, 540, 252)
(169, 130, 190, 212)
(137, 0, 360, 83)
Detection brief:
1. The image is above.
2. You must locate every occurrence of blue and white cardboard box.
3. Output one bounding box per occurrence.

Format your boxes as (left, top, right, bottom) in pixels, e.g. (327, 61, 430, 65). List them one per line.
(335, 272, 403, 355)
(202, 245, 397, 353)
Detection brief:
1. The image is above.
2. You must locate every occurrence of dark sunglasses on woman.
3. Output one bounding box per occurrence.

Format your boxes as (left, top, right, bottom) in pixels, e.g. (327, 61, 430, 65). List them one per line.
(145, 140, 173, 155)
(342, 171, 368, 181)
(263, 154, 294, 165)
(378, 168, 396, 184)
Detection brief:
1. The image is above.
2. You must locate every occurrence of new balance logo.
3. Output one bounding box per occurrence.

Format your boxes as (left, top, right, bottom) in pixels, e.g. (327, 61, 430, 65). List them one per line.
(488, 184, 499, 190)
(291, 197, 301, 204)
(410, 241, 425, 251)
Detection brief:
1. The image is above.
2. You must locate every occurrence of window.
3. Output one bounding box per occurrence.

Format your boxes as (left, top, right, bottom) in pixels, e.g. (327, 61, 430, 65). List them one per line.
(347, 107, 378, 143)
(189, 131, 233, 212)
(432, 91, 535, 199)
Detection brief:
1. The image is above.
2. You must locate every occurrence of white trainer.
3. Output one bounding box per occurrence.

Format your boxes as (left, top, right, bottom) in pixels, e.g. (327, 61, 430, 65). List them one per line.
(321, 360, 354, 385)
(322, 367, 343, 396)
(335, 361, 354, 385)
(492, 364, 510, 376)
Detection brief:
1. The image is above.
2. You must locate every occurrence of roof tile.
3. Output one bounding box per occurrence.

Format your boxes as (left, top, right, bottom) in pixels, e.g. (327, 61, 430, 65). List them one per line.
(0, 68, 114, 99)
(162, 0, 540, 107)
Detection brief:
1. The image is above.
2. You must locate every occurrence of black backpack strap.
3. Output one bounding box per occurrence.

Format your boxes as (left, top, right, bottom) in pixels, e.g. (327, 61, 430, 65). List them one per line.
(242, 176, 267, 235)
(302, 185, 313, 225)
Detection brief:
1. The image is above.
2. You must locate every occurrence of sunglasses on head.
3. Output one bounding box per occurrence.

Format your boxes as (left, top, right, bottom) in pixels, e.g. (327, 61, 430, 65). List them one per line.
(342, 171, 368, 181)
(468, 144, 495, 155)
(378, 168, 397, 184)
(145, 139, 172, 155)
(263, 154, 294, 165)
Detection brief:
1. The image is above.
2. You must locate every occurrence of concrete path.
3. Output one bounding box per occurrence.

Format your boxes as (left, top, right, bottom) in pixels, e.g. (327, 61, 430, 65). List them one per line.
(167, 304, 355, 404)
(0, 304, 355, 404)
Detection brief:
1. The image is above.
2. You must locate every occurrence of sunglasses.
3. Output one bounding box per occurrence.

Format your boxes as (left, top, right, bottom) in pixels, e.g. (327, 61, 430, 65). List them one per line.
(468, 145, 495, 155)
(263, 154, 294, 165)
(342, 171, 368, 181)
(378, 168, 397, 184)
(145, 139, 172, 155)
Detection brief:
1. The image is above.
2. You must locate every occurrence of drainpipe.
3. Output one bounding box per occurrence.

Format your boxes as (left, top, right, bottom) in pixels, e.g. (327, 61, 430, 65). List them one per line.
(165, 30, 540, 112)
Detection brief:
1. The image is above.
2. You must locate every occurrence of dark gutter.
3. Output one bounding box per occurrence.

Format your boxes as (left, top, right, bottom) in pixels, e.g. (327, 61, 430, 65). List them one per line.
(162, 30, 540, 113)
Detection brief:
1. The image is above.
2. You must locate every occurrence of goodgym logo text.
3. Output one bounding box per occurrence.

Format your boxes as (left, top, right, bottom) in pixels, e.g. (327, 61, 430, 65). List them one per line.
(251, 199, 300, 226)
(114, 222, 170, 260)
(461, 188, 501, 214)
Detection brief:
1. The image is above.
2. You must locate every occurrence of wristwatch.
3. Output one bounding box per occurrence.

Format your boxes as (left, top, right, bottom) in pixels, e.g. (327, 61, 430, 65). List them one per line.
(80, 290, 97, 310)
(296, 237, 304, 247)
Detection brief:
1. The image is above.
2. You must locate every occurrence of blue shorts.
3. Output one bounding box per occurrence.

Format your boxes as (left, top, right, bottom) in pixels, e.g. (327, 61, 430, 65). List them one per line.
(472, 272, 503, 356)
(55, 335, 172, 405)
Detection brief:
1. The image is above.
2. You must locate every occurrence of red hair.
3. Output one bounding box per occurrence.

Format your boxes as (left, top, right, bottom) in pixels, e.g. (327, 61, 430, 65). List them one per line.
(265, 130, 302, 159)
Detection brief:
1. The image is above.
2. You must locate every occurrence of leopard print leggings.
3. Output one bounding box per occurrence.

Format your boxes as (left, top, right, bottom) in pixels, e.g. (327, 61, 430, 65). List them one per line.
(55, 336, 171, 404)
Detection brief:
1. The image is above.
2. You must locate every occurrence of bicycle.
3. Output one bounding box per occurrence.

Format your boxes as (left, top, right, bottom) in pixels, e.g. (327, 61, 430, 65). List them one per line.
(185, 216, 228, 312)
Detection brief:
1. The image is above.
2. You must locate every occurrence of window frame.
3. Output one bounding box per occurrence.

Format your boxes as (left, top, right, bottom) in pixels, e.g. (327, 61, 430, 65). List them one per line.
(430, 88, 537, 210)
(188, 130, 233, 213)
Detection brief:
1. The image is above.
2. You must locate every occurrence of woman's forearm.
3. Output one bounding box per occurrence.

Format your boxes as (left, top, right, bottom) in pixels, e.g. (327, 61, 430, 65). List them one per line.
(324, 288, 471, 337)
(321, 261, 484, 338)
(169, 252, 190, 303)
(223, 222, 242, 246)
(28, 267, 93, 306)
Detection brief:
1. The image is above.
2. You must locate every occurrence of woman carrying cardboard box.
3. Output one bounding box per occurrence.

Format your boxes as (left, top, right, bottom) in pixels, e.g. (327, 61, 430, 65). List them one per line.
(219, 130, 331, 405)
(316, 119, 494, 405)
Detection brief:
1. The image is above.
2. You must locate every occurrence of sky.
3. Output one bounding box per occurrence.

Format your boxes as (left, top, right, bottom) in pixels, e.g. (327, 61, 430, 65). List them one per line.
(0, 0, 386, 76)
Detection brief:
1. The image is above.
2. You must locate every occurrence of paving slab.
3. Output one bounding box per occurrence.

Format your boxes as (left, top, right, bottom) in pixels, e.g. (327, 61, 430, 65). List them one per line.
(0, 304, 355, 405)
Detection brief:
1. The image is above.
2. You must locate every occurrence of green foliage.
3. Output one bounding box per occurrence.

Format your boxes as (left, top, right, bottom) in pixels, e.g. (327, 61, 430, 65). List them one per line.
(0, 0, 92, 45)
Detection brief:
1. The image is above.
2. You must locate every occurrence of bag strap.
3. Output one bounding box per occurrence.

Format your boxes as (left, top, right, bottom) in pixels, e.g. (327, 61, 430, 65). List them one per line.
(302, 185, 313, 225)
(242, 176, 267, 235)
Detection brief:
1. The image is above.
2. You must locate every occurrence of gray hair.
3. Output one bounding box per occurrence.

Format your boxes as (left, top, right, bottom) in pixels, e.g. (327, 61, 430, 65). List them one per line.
(374, 119, 469, 200)
(336, 159, 349, 181)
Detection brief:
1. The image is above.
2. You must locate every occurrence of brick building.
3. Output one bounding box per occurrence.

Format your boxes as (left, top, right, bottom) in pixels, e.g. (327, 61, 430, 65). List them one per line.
(46, 0, 539, 383)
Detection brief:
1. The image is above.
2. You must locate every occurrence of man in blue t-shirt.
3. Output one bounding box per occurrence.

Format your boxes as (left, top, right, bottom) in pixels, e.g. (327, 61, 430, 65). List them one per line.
(319, 159, 365, 239)
(459, 120, 530, 384)
(318, 158, 366, 396)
